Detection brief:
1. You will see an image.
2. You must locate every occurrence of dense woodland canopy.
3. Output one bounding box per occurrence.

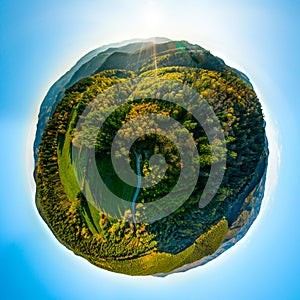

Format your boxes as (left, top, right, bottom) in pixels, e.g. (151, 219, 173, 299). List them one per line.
(35, 41, 267, 275)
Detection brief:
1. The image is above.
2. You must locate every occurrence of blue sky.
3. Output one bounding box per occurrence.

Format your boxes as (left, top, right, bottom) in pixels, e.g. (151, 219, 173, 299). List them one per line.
(1, 0, 300, 299)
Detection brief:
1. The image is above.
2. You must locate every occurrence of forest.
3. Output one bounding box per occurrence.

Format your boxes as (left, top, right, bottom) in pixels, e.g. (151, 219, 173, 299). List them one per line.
(35, 44, 267, 275)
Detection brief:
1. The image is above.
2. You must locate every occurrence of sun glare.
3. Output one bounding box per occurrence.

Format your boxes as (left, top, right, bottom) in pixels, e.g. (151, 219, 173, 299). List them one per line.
(141, 1, 163, 32)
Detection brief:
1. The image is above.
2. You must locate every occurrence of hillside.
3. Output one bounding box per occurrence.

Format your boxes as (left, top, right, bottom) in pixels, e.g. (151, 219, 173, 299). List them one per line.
(34, 39, 268, 275)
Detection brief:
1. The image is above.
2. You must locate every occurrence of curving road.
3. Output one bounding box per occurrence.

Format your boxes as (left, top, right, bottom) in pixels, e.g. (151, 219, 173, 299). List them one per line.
(131, 153, 142, 227)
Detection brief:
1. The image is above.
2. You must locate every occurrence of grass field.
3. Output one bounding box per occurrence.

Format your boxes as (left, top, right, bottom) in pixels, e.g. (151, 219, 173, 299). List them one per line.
(57, 109, 137, 231)
(57, 112, 103, 234)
